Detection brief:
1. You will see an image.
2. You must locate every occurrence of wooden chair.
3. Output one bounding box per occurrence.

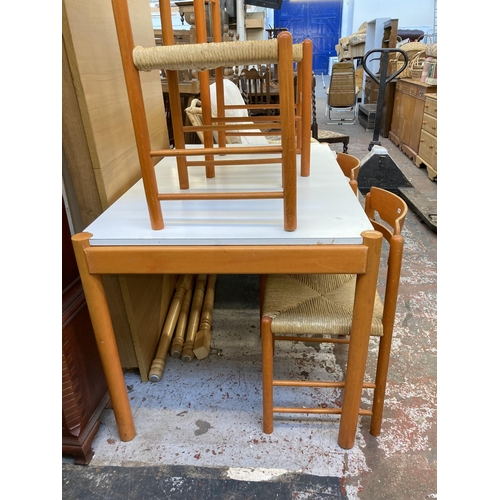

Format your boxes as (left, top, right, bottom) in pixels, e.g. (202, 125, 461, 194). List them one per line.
(260, 187, 408, 438)
(111, 0, 302, 231)
(238, 65, 272, 116)
(336, 152, 360, 195)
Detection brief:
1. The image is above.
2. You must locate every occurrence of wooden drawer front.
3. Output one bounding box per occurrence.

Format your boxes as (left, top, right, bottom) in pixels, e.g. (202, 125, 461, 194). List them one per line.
(419, 129, 437, 167)
(424, 97, 437, 118)
(397, 80, 426, 100)
(421, 113, 437, 136)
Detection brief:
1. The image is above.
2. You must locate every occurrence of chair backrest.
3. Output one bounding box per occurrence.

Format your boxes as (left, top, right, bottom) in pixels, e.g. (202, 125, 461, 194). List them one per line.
(185, 82, 270, 146)
(365, 187, 407, 243)
(238, 66, 272, 115)
(365, 187, 407, 324)
(163, 0, 313, 176)
(209, 79, 269, 145)
(336, 152, 360, 194)
(328, 62, 356, 108)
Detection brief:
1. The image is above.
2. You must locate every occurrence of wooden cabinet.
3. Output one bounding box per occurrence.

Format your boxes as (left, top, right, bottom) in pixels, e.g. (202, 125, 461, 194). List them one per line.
(389, 79, 437, 162)
(62, 199, 109, 464)
(416, 93, 437, 180)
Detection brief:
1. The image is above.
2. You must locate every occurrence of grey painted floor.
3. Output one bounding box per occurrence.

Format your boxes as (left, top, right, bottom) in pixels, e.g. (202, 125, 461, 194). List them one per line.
(63, 82, 437, 499)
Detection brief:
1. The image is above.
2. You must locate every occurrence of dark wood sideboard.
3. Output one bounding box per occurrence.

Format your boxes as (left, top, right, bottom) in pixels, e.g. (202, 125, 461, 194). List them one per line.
(62, 199, 110, 464)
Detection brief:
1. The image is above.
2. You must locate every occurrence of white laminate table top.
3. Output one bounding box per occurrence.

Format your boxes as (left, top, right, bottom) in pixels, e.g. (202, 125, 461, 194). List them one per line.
(85, 143, 371, 246)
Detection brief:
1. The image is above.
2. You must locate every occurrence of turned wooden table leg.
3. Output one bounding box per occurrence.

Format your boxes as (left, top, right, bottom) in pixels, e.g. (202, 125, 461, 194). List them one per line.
(171, 277, 195, 358)
(182, 274, 207, 362)
(149, 274, 194, 381)
(71, 233, 136, 442)
(193, 274, 217, 359)
(337, 230, 382, 449)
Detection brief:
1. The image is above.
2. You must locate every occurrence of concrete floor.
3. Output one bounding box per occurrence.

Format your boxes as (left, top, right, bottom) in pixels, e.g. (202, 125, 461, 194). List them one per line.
(62, 84, 437, 499)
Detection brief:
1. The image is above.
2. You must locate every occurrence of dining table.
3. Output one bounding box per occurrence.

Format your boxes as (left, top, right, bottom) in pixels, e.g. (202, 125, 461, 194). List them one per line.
(71, 142, 382, 450)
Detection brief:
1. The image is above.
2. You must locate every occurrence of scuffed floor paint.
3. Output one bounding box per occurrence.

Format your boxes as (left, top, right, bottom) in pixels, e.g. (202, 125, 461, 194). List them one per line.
(90, 315, 373, 479)
(226, 467, 290, 481)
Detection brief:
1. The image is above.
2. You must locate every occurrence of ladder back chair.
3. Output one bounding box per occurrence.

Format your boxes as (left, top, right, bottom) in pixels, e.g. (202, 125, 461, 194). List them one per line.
(184, 81, 273, 146)
(183, 0, 313, 176)
(260, 187, 408, 437)
(111, 0, 307, 231)
(238, 65, 272, 116)
(190, 65, 314, 165)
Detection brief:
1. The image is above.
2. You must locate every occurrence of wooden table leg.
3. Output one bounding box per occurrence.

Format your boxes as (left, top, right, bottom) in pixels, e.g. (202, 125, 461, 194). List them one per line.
(72, 233, 136, 442)
(337, 229, 382, 449)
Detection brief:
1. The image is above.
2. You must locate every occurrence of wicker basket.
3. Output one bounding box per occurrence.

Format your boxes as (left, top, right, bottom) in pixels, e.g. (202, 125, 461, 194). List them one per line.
(392, 42, 427, 78)
(409, 51, 425, 80)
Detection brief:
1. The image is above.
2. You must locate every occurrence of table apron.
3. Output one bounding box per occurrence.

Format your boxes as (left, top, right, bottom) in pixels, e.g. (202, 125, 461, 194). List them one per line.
(84, 244, 369, 275)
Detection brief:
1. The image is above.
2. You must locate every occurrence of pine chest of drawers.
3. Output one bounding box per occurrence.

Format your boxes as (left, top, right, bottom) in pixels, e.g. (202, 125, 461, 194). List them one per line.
(416, 93, 437, 180)
(389, 79, 437, 163)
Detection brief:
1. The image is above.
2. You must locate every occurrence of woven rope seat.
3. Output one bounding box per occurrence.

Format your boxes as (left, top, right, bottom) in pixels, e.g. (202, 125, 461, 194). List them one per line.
(262, 273, 384, 336)
(317, 130, 348, 140)
(133, 39, 305, 72)
(314, 130, 349, 153)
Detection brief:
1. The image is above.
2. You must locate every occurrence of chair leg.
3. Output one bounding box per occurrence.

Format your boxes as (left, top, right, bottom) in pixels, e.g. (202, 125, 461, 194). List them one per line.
(259, 274, 267, 320)
(370, 333, 392, 436)
(261, 315, 274, 434)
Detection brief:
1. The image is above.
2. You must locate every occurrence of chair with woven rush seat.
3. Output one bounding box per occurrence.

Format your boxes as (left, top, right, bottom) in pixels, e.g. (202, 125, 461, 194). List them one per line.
(111, 0, 309, 231)
(260, 186, 408, 438)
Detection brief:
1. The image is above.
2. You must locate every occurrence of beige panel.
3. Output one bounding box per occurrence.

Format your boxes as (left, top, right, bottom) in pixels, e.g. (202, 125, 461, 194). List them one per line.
(120, 274, 178, 381)
(62, 0, 175, 374)
(63, 33, 137, 368)
(63, 0, 169, 206)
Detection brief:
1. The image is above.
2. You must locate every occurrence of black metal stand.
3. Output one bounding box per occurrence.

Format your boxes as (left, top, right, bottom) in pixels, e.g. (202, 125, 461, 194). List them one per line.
(362, 48, 407, 151)
(358, 49, 411, 192)
(357, 49, 436, 233)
